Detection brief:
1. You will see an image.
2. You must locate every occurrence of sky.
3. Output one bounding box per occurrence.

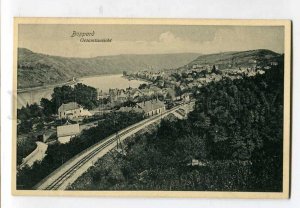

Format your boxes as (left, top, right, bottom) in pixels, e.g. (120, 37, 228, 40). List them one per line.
(18, 24, 284, 58)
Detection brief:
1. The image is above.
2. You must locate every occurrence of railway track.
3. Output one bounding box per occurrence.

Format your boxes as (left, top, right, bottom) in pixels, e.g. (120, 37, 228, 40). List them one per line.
(35, 103, 186, 190)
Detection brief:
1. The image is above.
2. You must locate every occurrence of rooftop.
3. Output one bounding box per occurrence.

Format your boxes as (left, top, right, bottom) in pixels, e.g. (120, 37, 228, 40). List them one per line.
(58, 102, 81, 111)
(118, 106, 144, 114)
(136, 99, 165, 113)
(57, 123, 80, 137)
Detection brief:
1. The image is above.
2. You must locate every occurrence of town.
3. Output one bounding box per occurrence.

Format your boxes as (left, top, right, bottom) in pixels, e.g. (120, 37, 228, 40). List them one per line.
(16, 53, 281, 190)
(14, 18, 287, 195)
(18, 56, 277, 168)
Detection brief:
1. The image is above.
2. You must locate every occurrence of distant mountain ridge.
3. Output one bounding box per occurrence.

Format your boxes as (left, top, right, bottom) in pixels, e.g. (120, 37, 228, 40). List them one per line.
(185, 49, 281, 70)
(17, 48, 281, 89)
(17, 48, 200, 89)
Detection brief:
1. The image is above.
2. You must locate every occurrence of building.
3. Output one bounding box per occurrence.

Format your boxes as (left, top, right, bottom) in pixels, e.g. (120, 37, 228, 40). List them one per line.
(136, 99, 166, 117)
(181, 93, 192, 102)
(118, 106, 144, 114)
(163, 88, 176, 101)
(127, 88, 143, 99)
(140, 88, 154, 97)
(58, 102, 83, 119)
(270, 61, 278, 66)
(97, 90, 109, 100)
(109, 89, 128, 103)
(149, 86, 163, 95)
(57, 122, 80, 144)
(37, 131, 54, 143)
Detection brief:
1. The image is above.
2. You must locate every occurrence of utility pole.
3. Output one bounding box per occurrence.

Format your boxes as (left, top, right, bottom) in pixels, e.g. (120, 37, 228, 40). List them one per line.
(116, 132, 124, 155)
(116, 132, 119, 150)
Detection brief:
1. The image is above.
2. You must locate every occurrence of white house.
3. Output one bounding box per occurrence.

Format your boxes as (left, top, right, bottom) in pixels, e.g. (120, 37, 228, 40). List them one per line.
(58, 102, 89, 119)
(181, 93, 192, 102)
(57, 122, 80, 144)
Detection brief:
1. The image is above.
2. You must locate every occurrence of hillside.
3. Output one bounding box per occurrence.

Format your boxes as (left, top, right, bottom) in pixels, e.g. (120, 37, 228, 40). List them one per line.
(17, 48, 200, 89)
(69, 55, 284, 192)
(185, 49, 281, 70)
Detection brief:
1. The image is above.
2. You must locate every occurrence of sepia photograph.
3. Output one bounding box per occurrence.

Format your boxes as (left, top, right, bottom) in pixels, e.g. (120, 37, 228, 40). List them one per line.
(12, 18, 291, 198)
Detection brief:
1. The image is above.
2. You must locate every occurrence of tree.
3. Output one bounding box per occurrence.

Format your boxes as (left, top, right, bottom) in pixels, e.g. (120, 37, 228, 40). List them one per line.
(73, 83, 98, 109)
(174, 86, 182, 97)
(50, 83, 98, 110)
(40, 98, 55, 116)
(212, 65, 217, 73)
(51, 85, 74, 111)
(138, 83, 148, 90)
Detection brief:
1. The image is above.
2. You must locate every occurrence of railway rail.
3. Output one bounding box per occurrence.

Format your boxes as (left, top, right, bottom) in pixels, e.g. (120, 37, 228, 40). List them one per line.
(35, 103, 188, 190)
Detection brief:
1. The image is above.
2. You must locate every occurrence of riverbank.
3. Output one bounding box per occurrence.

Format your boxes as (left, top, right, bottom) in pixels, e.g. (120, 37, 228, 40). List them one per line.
(17, 73, 148, 108)
(123, 75, 152, 84)
(18, 73, 126, 93)
(17, 79, 78, 93)
(79, 73, 120, 79)
(17, 73, 149, 93)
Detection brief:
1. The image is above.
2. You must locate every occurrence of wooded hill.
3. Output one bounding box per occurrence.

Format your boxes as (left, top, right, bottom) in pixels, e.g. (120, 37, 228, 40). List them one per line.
(70, 54, 285, 192)
(17, 48, 200, 89)
(185, 49, 281, 70)
(17, 48, 281, 89)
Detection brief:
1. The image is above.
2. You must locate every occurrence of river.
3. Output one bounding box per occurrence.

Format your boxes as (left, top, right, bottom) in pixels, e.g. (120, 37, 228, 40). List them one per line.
(17, 74, 146, 109)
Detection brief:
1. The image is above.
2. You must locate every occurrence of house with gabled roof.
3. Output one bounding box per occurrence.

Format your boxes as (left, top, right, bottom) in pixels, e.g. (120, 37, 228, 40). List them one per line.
(57, 121, 80, 144)
(58, 102, 88, 119)
(136, 99, 166, 117)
